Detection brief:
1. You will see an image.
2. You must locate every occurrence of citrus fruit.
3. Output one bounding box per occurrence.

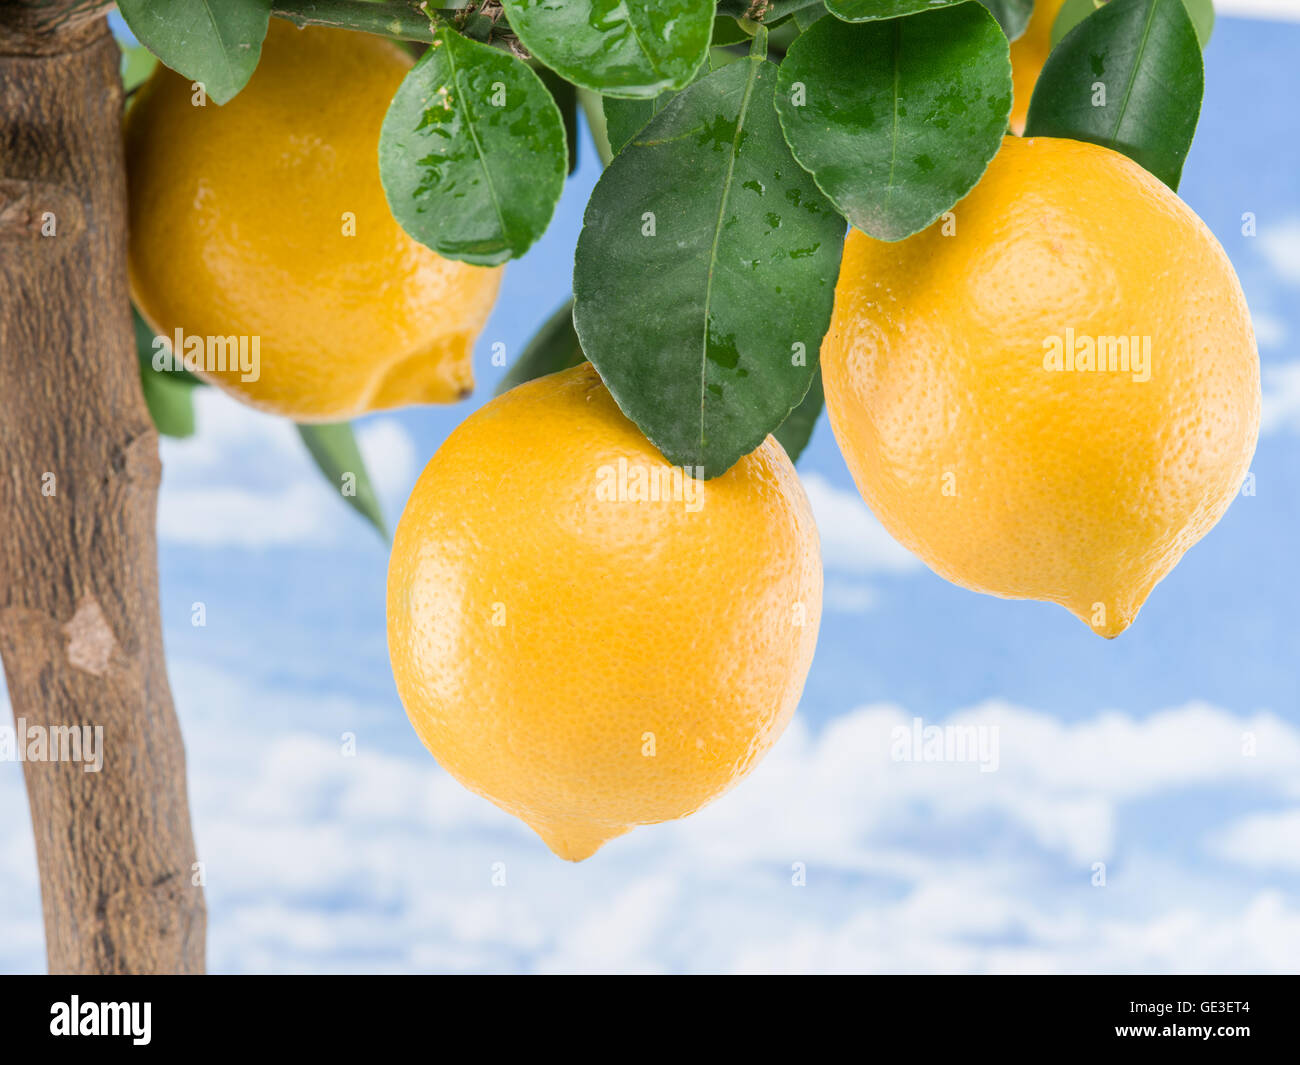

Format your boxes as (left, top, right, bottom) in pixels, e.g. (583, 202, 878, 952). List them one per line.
(1009, 0, 1066, 135)
(125, 20, 501, 422)
(820, 135, 1259, 638)
(387, 364, 822, 860)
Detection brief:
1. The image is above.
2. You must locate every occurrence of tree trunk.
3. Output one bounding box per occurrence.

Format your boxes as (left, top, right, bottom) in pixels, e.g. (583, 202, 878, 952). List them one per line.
(0, 5, 206, 973)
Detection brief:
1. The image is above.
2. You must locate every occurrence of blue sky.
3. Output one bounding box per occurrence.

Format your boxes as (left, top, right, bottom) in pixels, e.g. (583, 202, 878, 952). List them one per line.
(2, 5, 1299, 973)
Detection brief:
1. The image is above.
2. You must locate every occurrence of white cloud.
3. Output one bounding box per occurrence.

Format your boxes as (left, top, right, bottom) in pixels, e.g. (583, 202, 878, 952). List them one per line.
(1260, 362, 1300, 435)
(157, 390, 420, 546)
(6, 663, 1300, 974)
(1218, 0, 1300, 22)
(1251, 311, 1287, 350)
(1209, 808, 1300, 872)
(800, 472, 920, 576)
(1258, 217, 1300, 285)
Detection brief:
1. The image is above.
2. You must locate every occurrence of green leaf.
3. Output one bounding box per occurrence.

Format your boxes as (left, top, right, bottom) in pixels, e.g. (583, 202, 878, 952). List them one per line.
(116, 0, 270, 106)
(120, 43, 158, 94)
(134, 308, 199, 437)
(296, 423, 388, 541)
(718, 0, 829, 19)
(825, 0, 962, 20)
(1025, 0, 1204, 190)
(1052, 0, 1213, 48)
(134, 307, 203, 388)
(496, 300, 586, 396)
(712, 16, 753, 47)
(794, 4, 830, 30)
(978, 0, 1034, 40)
(537, 65, 580, 174)
(379, 27, 567, 266)
(573, 34, 846, 478)
(500, 0, 713, 99)
(776, 3, 1011, 242)
(773, 368, 823, 463)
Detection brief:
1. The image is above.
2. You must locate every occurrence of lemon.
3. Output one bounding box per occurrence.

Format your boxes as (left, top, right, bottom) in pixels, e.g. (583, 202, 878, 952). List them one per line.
(821, 136, 1259, 638)
(387, 364, 822, 860)
(1009, 0, 1066, 135)
(125, 20, 501, 421)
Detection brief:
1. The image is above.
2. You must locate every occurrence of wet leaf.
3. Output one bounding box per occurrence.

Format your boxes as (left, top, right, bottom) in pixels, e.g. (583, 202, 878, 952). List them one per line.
(379, 27, 567, 266)
(1026, 0, 1203, 190)
(117, 0, 270, 105)
(496, 300, 586, 396)
(776, 3, 1011, 241)
(501, 0, 713, 99)
(573, 34, 845, 477)
(296, 423, 388, 541)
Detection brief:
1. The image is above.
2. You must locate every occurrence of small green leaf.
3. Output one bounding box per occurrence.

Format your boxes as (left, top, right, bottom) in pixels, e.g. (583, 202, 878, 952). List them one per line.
(1026, 0, 1204, 190)
(977, 0, 1034, 40)
(1052, 0, 1213, 48)
(296, 423, 388, 541)
(120, 43, 158, 93)
(380, 28, 567, 266)
(825, 0, 962, 20)
(573, 35, 846, 477)
(117, 0, 270, 105)
(794, 4, 830, 30)
(712, 16, 753, 47)
(776, 3, 1011, 242)
(773, 368, 824, 463)
(134, 308, 198, 438)
(501, 0, 713, 99)
(134, 307, 203, 388)
(496, 300, 586, 396)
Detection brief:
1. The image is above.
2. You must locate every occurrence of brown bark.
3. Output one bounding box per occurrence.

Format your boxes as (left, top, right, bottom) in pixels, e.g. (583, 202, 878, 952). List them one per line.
(0, 6, 205, 973)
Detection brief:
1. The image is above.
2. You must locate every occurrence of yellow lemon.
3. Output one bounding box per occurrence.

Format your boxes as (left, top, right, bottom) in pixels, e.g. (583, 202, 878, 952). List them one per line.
(820, 136, 1259, 638)
(125, 20, 501, 421)
(1009, 0, 1066, 135)
(387, 364, 822, 860)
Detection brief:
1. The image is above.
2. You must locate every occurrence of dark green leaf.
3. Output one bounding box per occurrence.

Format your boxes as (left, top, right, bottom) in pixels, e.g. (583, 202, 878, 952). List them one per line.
(978, 0, 1034, 40)
(296, 423, 388, 541)
(1052, 0, 1213, 48)
(573, 36, 846, 478)
(712, 17, 753, 47)
(794, 4, 830, 30)
(825, 0, 962, 20)
(776, 3, 1011, 242)
(134, 308, 199, 437)
(773, 368, 823, 463)
(1025, 0, 1203, 190)
(117, 0, 270, 105)
(379, 28, 567, 266)
(537, 65, 580, 174)
(501, 0, 713, 99)
(134, 307, 203, 388)
(496, 300, 586, 396)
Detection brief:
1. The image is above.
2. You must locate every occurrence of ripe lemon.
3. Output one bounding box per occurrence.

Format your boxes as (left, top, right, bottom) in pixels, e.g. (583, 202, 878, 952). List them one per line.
(387, 364, 822, 860)
(820, 136, 1259, 638)
(1009, 0, 1066, 135)
(125, 20, 501, 421)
